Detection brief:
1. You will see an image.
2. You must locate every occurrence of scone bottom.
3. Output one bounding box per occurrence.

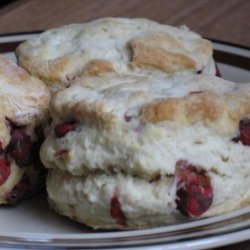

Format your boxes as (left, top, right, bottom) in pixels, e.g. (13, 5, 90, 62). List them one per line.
(0, 118, 46, 205)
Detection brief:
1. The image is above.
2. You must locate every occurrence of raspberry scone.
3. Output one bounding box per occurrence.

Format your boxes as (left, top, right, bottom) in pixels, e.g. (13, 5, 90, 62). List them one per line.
(0, 56, 50, 205)
(40, 74, 250, 229)
(16, 18, 216, 92)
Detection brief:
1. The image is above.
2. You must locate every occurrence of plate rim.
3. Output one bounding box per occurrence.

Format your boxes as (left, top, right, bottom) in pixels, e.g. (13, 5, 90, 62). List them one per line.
(0, 30, 249, 50)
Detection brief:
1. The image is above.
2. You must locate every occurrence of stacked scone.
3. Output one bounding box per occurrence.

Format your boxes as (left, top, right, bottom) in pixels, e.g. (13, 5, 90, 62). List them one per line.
(39, 74, 250, 229)
(16, 18, 250, 229)
(0, 56, 50, 205)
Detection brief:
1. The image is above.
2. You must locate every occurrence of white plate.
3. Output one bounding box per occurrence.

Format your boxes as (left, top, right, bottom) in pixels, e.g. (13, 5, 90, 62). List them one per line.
(0, 33, 249, 250)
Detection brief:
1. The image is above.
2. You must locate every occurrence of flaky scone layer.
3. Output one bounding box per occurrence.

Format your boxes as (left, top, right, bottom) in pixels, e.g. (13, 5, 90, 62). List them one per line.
(47, 169, 249, 230)
(41, 74, 250, 177)
(16, 18, 215, 91)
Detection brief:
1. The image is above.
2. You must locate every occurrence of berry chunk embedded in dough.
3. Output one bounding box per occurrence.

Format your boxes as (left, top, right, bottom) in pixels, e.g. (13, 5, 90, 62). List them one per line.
(55, 122, 77, 138)
(110, 195, 127, 226)
(175, 160, 213, 217)
(8, 129, 32, 167)
(0, 159, 10, 185)
(239, 118, 250, 146)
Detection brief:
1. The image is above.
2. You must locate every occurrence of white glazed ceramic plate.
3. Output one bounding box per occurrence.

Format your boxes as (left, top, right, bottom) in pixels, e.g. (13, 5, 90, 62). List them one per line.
(0, 33, 249, 250)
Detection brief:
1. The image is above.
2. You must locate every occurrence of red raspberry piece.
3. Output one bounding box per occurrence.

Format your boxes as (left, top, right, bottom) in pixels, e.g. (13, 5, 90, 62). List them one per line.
(0, 159, 10, 185)
(175, 160, 213, 217)
(124, 115, 132, 122)
(239, 118, 250, 146)
(55, 149, 68, 157)
(110, 195, 127, 226)
(7, 129, 33, 166)
(55, 122, 76, 138)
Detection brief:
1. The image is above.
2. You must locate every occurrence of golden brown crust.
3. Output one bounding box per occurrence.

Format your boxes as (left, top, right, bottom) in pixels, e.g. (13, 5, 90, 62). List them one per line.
(81, 59, 115, 76)
(142, 90, 250, 135)
(51, 98, 116, 129)
(17, 54, 115, 88)
(130, 33, 196, 73)
(16, 53, 72, 85)
(141, 93, 225, 124)
(74, 101, 116, 128)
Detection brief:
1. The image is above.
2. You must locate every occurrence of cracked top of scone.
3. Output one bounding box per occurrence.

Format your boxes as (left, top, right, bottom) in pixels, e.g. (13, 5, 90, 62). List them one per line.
(0, 55, 51, 148)
(41, 74, 250, 180)
(16, 18, 215, 91)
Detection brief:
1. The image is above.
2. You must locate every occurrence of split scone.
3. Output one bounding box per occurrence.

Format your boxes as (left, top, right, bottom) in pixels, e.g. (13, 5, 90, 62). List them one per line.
(16, 18, 216, 92)
(0, 56, 50, 205)
(40, 74, 250, 229)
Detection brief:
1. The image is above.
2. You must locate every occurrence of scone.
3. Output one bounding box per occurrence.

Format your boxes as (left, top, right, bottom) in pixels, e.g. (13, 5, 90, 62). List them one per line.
(0, 56, 50, 205)
(40, 74, 250, 229)
(16, 18, 216, 92)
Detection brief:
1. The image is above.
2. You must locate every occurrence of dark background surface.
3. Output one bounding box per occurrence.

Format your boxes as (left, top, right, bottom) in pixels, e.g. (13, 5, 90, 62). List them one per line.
(0, 0, 249, 47)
